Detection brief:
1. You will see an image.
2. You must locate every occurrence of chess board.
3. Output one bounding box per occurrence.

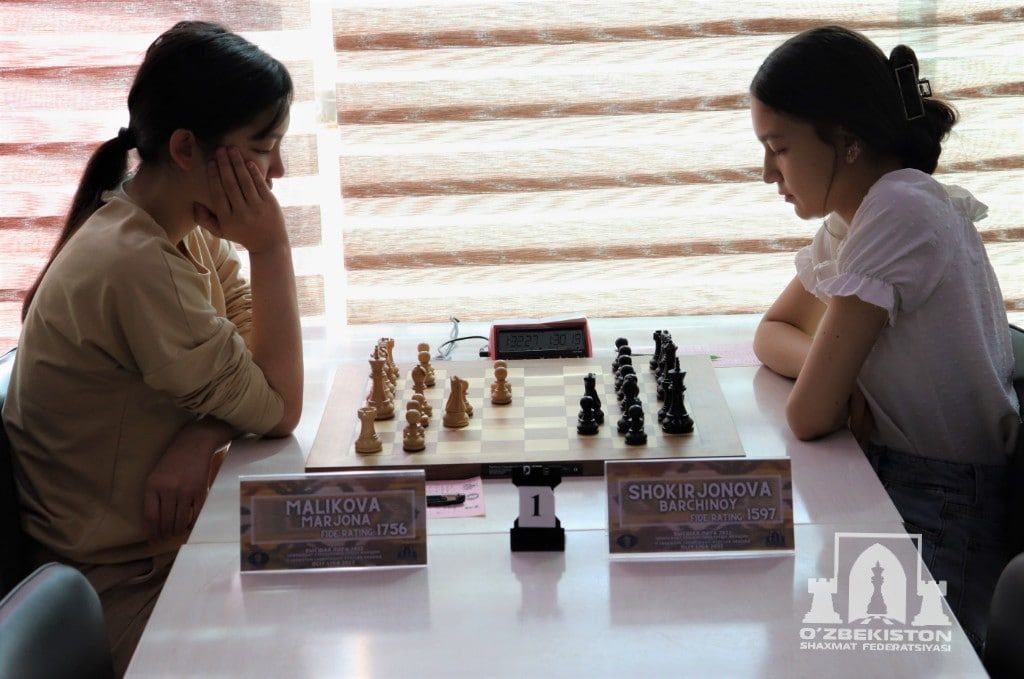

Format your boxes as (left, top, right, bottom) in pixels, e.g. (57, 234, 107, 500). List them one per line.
(306, 355, 745, 479)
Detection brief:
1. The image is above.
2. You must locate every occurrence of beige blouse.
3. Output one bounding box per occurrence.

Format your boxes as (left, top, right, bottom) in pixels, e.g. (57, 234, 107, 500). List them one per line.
(3, 189, 283, 564)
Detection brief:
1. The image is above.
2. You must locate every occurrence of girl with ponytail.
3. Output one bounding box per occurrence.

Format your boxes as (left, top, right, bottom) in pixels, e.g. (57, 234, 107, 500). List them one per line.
(749, 26, 1019, 652)
(3, 21, 303, 674)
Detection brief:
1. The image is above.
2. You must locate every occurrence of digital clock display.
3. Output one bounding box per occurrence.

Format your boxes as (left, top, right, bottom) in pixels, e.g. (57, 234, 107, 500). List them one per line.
(495, 327, 587, 359)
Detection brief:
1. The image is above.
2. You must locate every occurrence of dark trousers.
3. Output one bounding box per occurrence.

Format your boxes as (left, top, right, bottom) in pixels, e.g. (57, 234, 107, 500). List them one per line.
(864, 444, 1012, 654)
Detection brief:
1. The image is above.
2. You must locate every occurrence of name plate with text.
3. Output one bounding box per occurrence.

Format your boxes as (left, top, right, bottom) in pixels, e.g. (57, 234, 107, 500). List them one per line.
(240, 470, 427, 572)
(606, 459, 794, 558)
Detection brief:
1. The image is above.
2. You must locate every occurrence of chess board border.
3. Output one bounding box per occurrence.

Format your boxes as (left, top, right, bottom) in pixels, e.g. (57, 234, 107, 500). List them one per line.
(307, 356, 746, 480)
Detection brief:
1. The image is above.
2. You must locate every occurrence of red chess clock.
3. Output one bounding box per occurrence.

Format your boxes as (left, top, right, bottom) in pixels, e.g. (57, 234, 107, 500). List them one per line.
(489, 317, 592, 360)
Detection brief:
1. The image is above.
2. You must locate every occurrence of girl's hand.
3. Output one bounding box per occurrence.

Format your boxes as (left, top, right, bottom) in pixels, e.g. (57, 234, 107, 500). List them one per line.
(194, 146, 288, 254)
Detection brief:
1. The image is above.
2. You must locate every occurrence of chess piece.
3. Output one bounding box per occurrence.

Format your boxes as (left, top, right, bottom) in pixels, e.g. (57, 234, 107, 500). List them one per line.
(583, 372, 604, 425)
(618, 374, 638, 410)
(354, 406, 383, 454)
(491, 363, 513, 405)
(402, 405, 426, 452)
(408, 398, 429, 428)
(657, 340, 677, 400)
(460, 376, 474, 416)
(612, 344, 632, 374)
(411, 364, 428, 397)
(624, 403, 647, 445)
(411, 393, 432, 420)
(384, 338, 399, 384)
(650, 330, 663, 371)
(374, 343, 396, 398)
(577, 395, 600, 435)
(366, 358, 394, 419)
(417, 348, 436, 387)
(615, 363, 635, 395)
(510, 465, 565, 552)
(617, 378, 642, 434)
(443, 376, 469, 428)
(661, 369, 694, 434)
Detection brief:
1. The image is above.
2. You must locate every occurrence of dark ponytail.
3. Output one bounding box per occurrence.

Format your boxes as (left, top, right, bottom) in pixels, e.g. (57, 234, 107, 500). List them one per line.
(750, 26, 957, 176)
(21, 133, 134, 319)
(21, 21, 292, 319)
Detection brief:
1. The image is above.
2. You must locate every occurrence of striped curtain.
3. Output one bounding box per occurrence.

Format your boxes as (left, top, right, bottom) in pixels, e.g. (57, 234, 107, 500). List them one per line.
(0, 1, 323, 351)
(333, 0, 1023, 324)
(2, 2, 1021, 351)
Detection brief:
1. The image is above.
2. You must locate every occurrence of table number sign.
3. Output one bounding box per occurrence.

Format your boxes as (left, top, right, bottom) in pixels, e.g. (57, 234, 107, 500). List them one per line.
(606, 459, 794, 557)
(240, 470, 427, 572)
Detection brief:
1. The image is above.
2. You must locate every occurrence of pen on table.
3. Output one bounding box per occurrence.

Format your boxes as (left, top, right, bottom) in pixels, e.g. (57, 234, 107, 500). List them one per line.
(427, 493, 466, 507)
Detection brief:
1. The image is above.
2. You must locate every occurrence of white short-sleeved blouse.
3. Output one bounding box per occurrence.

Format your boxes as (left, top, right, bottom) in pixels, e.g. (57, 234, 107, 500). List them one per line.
(795, 168, 1020, 464)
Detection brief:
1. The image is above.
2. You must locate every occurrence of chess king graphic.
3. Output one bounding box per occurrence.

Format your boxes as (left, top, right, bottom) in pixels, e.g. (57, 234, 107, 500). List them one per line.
(804, 532, 951, 628)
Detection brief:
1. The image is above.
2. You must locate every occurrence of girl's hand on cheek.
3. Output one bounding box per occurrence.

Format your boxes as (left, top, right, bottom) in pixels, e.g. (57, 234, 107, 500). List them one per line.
(204, 146, 288, 253)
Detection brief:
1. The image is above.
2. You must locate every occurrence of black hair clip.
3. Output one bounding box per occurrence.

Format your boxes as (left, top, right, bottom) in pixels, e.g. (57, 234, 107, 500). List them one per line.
(894, 63, 931, 121)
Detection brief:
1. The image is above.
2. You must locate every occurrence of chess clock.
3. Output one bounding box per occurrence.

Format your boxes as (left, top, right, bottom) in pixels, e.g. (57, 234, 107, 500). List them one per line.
(489, 317, 592, 360)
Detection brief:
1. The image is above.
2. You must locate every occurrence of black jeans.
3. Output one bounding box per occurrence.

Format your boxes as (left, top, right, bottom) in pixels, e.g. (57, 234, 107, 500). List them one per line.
(864, 444, 1012, 654)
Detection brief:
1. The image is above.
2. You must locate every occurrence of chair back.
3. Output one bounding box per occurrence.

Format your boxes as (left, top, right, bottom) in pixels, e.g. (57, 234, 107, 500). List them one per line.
(986, 553, 1024, 678)
(0, 562, 114, 679)
(1011, 324, 1024, 410)
(0, 347, 28, 596)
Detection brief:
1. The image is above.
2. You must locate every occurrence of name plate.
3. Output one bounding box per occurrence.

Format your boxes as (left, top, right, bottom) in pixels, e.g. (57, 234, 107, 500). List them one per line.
(606, 459, 794, 557)
(240, 470, 427, 572)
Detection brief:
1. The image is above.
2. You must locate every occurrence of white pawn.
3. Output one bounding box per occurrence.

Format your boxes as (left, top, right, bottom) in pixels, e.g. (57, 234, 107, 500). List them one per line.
(402, 406, 426, 452)
(490, 364, 512, 405)
(355, 406, 383, 454)
(411, 393, 432, 421)
(407, 398, 429, 429)
(417, 348, 436, 387)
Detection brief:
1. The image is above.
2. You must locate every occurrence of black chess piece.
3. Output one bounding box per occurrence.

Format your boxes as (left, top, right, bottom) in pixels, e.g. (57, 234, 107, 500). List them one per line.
(617, 372, 638, 405)
(615, 364, 635, 394)
(582, 373, 604, 425)
(577, 395, 600, 435)
(650, 330, 663, 371)
(657, 340, 677, 400)
(615, 354, 633, 380)
(624, 404, 647, 445)
(661, 369, 694, 434)
(614, 337, 630, 350)
(617, 378, 643, 433)
(612, 344, 632, 374)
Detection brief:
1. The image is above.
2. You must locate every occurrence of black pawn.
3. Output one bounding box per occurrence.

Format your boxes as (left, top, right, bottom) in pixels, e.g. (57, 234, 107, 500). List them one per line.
(612, 345, 632, 374)
(577, 395, 600, 435)
(661, 370, 694, 435)
(617, 372, 638, 405)
(624, 404, 647, 445)
(615, 364, 635, 394)
(582, 372, 604, 425)
(617, 379, 642, 433)
(614, 337, 630, 350)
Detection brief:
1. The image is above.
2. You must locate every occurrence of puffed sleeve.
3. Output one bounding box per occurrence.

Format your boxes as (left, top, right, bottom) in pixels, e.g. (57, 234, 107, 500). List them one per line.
(816, 175, 956, 326)
(795, 213, 847, 303)
(112, 239, 284, 434)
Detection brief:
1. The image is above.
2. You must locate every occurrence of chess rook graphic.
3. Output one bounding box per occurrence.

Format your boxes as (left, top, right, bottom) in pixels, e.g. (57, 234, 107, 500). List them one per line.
(310, 334, 745, 479)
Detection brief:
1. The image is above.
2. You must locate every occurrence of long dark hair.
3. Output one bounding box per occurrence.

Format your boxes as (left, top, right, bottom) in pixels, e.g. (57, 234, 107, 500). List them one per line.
(750, 26, 956, 175)
(22, 21, 293, 319)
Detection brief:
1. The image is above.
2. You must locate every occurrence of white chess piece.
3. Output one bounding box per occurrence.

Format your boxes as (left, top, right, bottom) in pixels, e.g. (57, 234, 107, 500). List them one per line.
(355, 406, 383, 454)
(403, 405, 426, 452)
(443, 376, 469, 428)
(490, 364, 512, 405)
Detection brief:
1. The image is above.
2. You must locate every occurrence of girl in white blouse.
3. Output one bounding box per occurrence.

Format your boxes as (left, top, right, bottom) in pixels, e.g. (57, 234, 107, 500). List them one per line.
(748, 26, 1020, 653)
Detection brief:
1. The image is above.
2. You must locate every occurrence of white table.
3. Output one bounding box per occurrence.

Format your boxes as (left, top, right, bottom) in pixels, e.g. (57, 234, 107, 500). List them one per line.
(128, 316, 987, 677)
